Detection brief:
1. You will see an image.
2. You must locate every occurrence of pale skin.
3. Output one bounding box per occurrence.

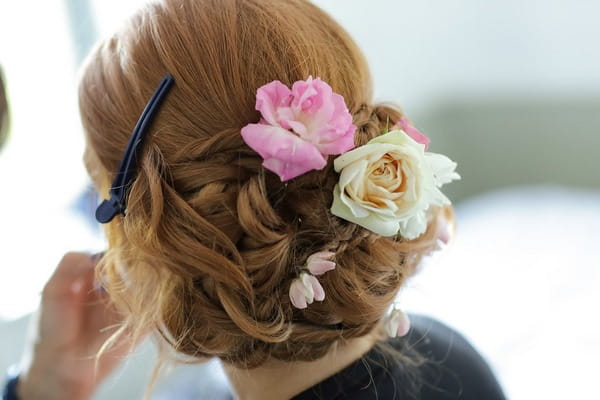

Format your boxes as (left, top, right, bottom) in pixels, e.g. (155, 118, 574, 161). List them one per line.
(16, 253, 132, 400)
(15, 253, 380, 400)
(223, 334, 379, 400)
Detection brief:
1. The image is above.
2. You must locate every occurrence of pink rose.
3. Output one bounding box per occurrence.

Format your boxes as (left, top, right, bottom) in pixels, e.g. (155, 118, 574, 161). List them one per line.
(241, 77, 356, 181)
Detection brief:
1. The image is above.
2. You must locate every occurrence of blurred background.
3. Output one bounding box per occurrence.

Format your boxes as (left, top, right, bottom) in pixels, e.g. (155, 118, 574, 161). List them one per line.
(0, 0, 598, 399)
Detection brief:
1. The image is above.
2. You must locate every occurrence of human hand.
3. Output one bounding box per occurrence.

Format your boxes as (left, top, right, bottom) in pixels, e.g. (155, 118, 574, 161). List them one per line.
(16, 252, 135, 400)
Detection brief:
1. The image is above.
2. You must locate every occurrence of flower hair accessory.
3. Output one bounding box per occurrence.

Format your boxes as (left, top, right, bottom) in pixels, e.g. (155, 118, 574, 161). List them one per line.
(384, 306, 411, 338)
(289, 252, 336, 309)
(241, 77, 356, 181)
(241, 76, 459, 241)
(330, 120, 460, 239)
(96, 75, 175, 224)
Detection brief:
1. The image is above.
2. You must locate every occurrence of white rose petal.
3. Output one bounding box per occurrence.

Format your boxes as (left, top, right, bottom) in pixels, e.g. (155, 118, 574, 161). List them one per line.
(338, 160, 371, 218)
(331, 184, 401, 236)
(399, 211, 428, 240)
(426, 153, 461, 186)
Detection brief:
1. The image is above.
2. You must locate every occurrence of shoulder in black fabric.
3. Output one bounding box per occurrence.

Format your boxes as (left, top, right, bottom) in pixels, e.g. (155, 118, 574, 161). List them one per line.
(292, 315, 507, 400)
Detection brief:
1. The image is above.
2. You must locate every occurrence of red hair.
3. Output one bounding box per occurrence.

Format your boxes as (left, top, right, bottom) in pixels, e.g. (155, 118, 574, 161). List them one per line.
(79, 0, 449, 369)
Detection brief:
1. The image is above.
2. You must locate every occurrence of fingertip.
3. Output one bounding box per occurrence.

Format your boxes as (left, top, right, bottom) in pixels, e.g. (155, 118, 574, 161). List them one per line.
(43, 252, 97, 299)
(59, 252, 96, 270)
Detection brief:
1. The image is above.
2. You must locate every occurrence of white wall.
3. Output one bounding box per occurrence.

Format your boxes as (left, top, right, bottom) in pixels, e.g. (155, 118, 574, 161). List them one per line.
(315, 0, 600, 112)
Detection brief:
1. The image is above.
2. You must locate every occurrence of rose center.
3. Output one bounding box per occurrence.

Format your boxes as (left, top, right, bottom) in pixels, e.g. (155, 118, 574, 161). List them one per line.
(369, 155, 408, 193)
(302, 99, 314, 110)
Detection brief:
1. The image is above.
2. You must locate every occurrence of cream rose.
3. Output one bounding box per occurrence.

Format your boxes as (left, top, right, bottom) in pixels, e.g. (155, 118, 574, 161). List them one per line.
(330, 130, 460, 239)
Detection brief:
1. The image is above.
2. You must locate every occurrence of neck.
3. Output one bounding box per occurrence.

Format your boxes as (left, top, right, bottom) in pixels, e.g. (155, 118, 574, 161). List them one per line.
(222, 333, 379, 400)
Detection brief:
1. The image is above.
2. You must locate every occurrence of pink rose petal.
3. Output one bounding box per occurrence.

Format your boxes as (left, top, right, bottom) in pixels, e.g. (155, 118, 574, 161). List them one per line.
(306, 260, 336, 276)
(289, 279, 308, 309)
(395, 311, 411, 337)
(312, 92, 356, 155)
(435, 215, 451, 245)
(291, 77, 335, 131)
(300, 273, 315, 304)
(291, 78, 356, 155)
(242, 77, 356, 181)
(306, 274, 325, 302)
(306, 251, 336, 276)
(385, 309, 411, 338)
(241, 124, 327, 181)
(285, 120, 308, 137)
(315, 124, 356, 155)
(255, 81, 293, 126)
(397, 117, 430, 150)
(307, 251, 336, 262)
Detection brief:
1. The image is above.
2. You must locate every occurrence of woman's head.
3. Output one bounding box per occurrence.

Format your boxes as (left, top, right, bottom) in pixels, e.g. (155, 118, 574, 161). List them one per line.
(79, 0, 447, 368)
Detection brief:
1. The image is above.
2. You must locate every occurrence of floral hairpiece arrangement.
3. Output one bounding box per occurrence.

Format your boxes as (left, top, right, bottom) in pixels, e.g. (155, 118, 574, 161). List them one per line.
(241, 76, 459, 239)
(241, 77, 460, 333)
(241, 76, 356, 181)
(330, 120, 459, 239)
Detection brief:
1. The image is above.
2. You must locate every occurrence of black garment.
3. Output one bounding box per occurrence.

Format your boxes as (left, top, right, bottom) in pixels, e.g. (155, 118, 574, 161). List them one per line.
(293, 316, 506, 400)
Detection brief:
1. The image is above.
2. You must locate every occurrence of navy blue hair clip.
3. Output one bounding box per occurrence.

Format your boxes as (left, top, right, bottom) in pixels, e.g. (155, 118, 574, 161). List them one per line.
(95, 74, 175, 224)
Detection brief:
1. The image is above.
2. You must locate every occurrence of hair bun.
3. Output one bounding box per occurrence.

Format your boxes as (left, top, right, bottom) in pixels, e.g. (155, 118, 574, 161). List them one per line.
(80, 0, 448, 370)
